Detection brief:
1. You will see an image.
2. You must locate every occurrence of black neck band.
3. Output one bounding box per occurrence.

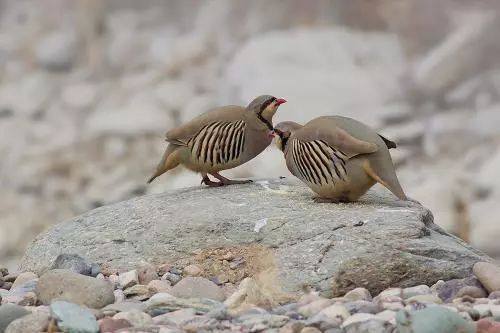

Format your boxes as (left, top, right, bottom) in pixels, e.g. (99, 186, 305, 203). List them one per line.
(257, 112, 274, 131)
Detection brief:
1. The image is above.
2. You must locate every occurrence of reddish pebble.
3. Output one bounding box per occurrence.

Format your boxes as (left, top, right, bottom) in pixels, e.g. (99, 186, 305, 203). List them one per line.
(477, 319, 500, 333)
(99, 318, 131, 333)
(137, 264, 158, 285)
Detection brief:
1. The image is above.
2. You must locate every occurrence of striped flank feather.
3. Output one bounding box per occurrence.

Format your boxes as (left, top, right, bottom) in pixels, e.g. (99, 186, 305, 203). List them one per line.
(291, 139, 348, 185)
(188, 120, 246, 166)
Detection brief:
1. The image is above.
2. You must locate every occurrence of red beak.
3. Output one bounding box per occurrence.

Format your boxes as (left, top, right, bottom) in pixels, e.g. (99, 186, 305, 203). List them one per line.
(275, 98, 287, 106)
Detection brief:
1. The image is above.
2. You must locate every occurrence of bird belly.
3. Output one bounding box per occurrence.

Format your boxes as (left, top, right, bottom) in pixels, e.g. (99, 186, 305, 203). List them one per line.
(182, 153, 243, 173)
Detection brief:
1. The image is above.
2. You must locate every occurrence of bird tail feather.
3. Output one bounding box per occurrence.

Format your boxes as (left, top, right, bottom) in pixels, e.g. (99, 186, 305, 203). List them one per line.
(147, 144, 179, 184)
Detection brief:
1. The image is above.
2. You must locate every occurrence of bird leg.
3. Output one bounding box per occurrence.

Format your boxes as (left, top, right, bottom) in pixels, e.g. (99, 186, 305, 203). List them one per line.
(201, 175, 224, 187)
(211, 173, 253, 185)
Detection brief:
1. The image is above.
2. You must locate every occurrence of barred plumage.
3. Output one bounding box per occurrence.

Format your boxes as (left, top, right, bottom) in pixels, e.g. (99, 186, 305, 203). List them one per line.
(290, 139, 347, 185)
(188, 120, 247, 166)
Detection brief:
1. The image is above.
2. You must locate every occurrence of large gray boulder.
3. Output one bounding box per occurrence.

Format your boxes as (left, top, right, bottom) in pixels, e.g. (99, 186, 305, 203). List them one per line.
(20, 178, 490, 296)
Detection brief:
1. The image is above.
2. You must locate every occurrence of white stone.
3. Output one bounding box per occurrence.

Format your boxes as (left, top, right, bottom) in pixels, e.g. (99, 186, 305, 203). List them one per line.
(318, 304, 350, 322)
(113, 309, 152, 327)
(473, 303, 492, 318)
(118, 270, 139, 289)
(341, 313, 381, 328)
(344, 287, 372, 301)
(402, 285, 432, 299)
(376, 310, 396, 324)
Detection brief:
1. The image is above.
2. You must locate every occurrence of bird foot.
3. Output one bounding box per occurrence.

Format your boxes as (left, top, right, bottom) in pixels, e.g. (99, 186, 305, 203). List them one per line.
(201, 176, 224, 187)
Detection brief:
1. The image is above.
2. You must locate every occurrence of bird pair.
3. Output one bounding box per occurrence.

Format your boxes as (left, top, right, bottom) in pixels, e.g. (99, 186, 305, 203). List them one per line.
(148, 95, 407, 202)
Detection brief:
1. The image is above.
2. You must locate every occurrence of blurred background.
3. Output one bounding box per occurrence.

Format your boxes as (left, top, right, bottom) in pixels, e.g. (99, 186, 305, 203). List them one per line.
(1, 0, 500, 270)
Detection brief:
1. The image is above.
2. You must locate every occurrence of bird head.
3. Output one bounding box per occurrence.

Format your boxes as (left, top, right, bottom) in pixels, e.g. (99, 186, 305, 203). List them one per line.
(273, 121, 302, 152)
(247, 95, 287, 123)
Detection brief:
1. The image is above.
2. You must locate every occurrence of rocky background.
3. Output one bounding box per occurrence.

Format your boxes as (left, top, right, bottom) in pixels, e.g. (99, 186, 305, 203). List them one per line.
(1, 0, 500, 269)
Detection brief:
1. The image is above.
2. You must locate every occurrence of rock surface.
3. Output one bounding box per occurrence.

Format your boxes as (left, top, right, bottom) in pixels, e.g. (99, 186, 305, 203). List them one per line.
(36, 269, 114, 309)
(21, 179, 490, 296)
(50, 301, 99, 333)
(0, 304, 30, 333)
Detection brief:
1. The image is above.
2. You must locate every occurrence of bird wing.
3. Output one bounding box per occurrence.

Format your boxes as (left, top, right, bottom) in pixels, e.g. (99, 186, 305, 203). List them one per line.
(293, 120, 378, 159)
(165, 106, 246, 146)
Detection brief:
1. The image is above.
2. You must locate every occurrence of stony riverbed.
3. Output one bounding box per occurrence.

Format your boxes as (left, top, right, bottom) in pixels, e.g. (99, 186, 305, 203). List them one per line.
(2, 254, 500, 333)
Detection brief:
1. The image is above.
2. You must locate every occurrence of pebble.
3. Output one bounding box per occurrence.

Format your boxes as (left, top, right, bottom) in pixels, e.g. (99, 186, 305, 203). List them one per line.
(474, 303, 492, 318)
(8, 279, 38, 297)
(113, 310, 152, 327)
(51, 254, 93, 276)
(300, 327, 322, 333)
(380, 301, 404, 311)
(183, 265, 202, 277)
(477, 318, 500, 333)
(431, 280, 446, 294)
(490, 291, 500, 299)
(402, 285, 432, 299)
(438, 276, 487, 302)
(298, 299, 334, 317)
(114, 290, 126, 303)
(474, 262, 500, 293)
(36, 269, 115, 309)
(109, 274, 120, 289)
(344, 300, 381, 314)
(119, 270, 139, 289)
(305, 304, 349, 330)
(341, 313, 380, 328)
(490, 304, 500, 319)
(123, 285, 154, 300)
(153, 308, 196, 325)
(157, 264, 171, 276)
(99, 318, 132, 333)
(457, 286, 488, 299)
(396, 307, 475, 333)
(319, 304, 350, 322)
(343, 318, 392, 333)
(376, 310, 397, 324)
(90, 264, 102, 278)
(50, 301, 99, 333)
(237, 314, 289, 331)
(10, 273, 37, 290)
(102, 301, 146, 315)
(137, 264, 158, 285)
(406, 294, 443, 304)
(343, 288, 372, 301)
(147, 280, 172, 293)
(374, 288, 402, 301)
(4, 312, 50, 333)
(0, 304, 31, 332)
(170, 277, 225, 301)
(279, 322, 305, 333)
(144, 297, 223, 317)
(162, 273, 182, 285)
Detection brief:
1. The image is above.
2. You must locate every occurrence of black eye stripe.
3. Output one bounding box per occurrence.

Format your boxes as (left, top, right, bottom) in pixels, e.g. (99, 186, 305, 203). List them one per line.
(259, 97, 277, 113)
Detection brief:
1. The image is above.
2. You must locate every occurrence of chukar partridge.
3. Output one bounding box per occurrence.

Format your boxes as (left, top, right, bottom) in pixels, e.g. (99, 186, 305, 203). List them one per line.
(273, 116, 407, 202)
(148, 95, 286, 186)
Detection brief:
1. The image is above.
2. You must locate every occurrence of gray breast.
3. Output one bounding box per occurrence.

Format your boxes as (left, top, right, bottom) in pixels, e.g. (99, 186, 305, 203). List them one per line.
(188, 120, 246, 166)
(290, 139, 348, 185)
